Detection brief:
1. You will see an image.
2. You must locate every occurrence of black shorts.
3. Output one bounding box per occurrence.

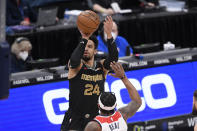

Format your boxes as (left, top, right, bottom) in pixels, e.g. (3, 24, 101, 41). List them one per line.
(61, 110, 96, 131)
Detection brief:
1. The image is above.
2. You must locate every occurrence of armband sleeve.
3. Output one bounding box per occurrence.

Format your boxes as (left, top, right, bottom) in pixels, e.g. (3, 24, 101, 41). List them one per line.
(69, 38, 88, 68)
(103, 38, 118, 70)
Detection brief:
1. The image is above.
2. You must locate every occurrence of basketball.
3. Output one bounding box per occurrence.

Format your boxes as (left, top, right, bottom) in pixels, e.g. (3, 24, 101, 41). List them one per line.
(77, 10, 100, 35)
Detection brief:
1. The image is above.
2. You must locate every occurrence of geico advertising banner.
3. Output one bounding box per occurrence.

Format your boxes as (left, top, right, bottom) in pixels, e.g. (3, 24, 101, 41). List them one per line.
(0, 62, 197, 130)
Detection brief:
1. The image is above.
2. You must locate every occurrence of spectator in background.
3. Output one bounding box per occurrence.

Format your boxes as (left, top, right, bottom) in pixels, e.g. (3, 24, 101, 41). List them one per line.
(87, 0, 116, 15)
(139, 0, 156, 7)
(6, 0, 37, 26)
(11, 37, 32, 73)
(97, 21, 133, 57)
(119, 0, 157, 10)
(87, 0, 156, 15)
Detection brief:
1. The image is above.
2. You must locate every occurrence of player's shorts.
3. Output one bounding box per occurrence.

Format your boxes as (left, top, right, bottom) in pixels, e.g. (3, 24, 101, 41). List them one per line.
(61, 110, 96, 131)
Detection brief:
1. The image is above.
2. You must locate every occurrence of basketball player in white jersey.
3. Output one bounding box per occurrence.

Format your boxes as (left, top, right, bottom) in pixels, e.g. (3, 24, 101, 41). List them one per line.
(84, 62, 142, 131)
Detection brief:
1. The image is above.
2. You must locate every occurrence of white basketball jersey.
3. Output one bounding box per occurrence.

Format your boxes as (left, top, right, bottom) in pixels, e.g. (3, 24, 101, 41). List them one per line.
(94, 111, 128, 131)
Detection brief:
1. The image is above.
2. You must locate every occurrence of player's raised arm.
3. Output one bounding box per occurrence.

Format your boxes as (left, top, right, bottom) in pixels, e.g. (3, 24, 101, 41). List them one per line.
(68, 31, 93, 78)
(69, 31, 91, 67)
(69, 10, 99, 78)
(109, 62, 142, 121)
(101, 16, 118, 72)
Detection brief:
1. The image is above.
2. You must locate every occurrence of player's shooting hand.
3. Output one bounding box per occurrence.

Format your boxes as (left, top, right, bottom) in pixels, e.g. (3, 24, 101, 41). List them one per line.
(80, 30, 93, 40)
(103, 16, 113, 39)
(109, 62, 125, 79)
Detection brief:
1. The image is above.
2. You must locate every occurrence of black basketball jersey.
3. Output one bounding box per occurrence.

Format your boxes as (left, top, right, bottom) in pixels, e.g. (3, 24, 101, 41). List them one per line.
(68, 61, 105, 117)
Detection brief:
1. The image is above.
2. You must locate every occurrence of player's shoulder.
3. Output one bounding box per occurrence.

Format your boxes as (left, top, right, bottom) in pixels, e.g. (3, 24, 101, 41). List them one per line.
(96, 60, 103, 67)
(84, 120, 101, 131)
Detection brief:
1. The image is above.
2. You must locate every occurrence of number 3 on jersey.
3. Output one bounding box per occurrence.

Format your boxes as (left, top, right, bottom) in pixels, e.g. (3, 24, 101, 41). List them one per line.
(84, 84, 100, 95)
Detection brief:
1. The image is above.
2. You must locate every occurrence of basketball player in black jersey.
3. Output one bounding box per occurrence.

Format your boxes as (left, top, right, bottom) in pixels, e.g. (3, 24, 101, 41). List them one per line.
(61, 16, 118, 131)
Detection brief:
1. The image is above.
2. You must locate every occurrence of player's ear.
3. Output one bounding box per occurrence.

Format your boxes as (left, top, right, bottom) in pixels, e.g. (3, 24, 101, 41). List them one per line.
(94, 49, 97, 55)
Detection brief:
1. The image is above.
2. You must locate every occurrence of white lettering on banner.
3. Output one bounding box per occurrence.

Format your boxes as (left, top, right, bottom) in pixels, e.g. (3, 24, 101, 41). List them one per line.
(43, 89, 69, 124)
(43, 73, 177, 124)
(133, 125, 144, 130)
(154, 59, 170, 64)
(13, 79, 30, 85)
(168, 121, 182, 126)
(110, 80, 128, 109)
(129, 79, 146, 112)
(176, 55, 192, 62)
(129, 61, 148, 67)
(142, 74, 177, 109)
(105, 82, 110, 92)
(187, 117, 197, 127)
(111, 73, 176, 111)
(145, 125, 156, 130)
(60, 73, 67, 78)
(110, 79, 146, 112)
(37, 75, 54, 82)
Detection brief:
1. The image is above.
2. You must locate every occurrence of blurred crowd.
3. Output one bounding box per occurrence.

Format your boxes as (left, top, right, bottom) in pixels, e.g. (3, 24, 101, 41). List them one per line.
(6, 0, 160, 73)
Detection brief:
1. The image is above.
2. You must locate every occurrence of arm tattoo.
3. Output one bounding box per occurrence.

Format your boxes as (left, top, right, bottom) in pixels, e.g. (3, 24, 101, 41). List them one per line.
(119, 101, 141, 121)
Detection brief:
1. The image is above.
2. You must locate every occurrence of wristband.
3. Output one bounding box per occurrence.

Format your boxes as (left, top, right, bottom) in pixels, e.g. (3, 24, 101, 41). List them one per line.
(107, 37, 114, 45)
(81, 38, 88, 45)
(120, 74, 126, 80)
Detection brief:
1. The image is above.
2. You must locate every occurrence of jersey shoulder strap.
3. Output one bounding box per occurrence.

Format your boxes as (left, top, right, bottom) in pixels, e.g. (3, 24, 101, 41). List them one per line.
(95, 111, 122, 124)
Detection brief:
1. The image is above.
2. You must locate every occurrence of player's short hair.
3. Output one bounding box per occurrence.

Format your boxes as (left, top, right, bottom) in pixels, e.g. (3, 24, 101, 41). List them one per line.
(89, 35, 98, 49)
(98, 92, 117, 114)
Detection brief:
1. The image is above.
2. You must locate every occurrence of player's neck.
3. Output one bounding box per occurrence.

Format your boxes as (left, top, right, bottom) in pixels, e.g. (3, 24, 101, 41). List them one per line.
(83, 58, 94, 68)
(100, 112, 113, 116)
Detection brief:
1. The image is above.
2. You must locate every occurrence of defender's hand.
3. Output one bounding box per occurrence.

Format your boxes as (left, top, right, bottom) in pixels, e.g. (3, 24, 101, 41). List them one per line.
(109, 62, 125, 79)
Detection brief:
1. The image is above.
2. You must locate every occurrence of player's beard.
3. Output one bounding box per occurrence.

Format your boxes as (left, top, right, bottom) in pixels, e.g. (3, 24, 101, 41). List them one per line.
(82, 55, 91, 62)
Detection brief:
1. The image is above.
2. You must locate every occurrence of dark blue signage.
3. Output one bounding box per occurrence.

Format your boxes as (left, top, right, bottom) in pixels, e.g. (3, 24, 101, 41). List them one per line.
(0, 62, 197, 130)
